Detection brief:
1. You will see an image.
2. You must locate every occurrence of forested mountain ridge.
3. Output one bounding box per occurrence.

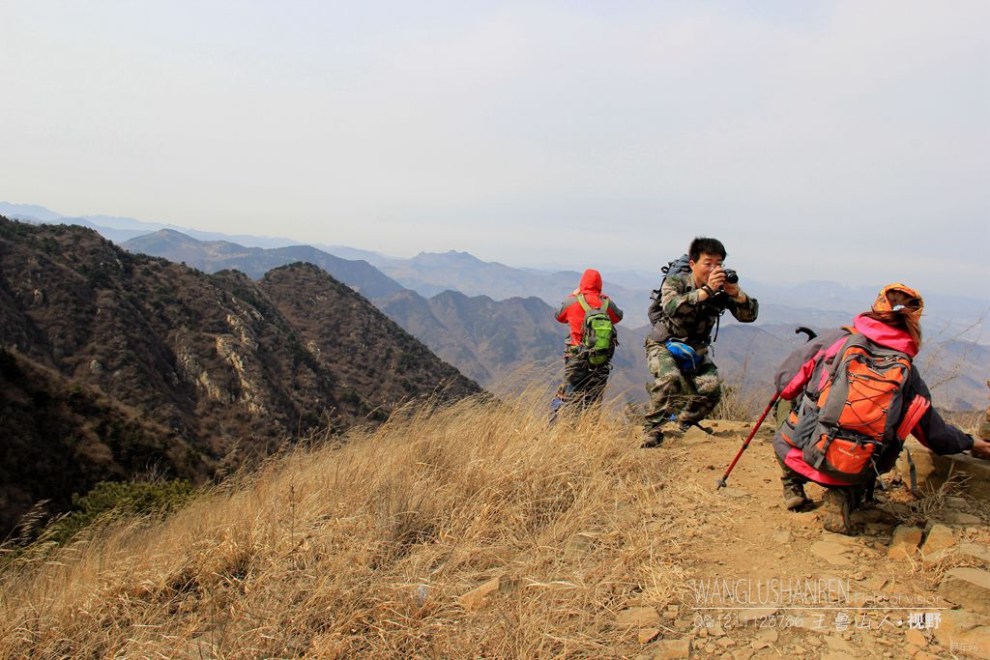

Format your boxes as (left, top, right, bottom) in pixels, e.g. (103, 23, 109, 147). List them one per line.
(0, 217, 479, 535)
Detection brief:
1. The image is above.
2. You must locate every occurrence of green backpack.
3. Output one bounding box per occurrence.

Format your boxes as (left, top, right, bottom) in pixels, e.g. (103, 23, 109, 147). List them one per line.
(577, 294, 617, 366)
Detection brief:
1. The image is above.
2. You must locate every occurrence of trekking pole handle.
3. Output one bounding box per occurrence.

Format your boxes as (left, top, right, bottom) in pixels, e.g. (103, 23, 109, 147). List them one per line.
(716, 392, 781, 490)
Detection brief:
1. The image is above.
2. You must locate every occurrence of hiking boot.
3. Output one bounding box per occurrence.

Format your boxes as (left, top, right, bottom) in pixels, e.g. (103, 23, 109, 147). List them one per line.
(641, 428, 664, 449)
(862, 476, 885, 506)
(782, 483, 808, 511)
(665, 422, 691, 438)
(823, 488, 856, 535)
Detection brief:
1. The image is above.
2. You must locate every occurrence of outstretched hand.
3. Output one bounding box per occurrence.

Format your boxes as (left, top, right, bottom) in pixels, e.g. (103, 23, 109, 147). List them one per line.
(970, 437, 990, 460)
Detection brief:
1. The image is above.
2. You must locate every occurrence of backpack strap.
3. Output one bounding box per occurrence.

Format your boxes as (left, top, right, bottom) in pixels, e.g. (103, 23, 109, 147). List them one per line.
(576, 293, 607, 314)
(575, 293, 596, 344)
(813, 330, 858, 393)
(896, 394, 930, 441)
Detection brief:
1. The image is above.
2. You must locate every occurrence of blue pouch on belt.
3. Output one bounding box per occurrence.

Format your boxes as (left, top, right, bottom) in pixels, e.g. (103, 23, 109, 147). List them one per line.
(664, 339, 702, 373)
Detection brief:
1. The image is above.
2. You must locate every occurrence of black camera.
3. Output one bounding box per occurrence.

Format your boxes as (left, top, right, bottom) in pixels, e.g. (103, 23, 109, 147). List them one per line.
(723, 268, 739, 285)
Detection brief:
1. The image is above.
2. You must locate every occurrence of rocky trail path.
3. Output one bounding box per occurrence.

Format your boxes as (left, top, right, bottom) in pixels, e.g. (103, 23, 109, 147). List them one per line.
(626, 421, 990, 659)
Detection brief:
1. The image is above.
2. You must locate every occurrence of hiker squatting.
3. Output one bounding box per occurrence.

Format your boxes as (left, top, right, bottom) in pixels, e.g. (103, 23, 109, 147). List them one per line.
(550, 236, 990, 536)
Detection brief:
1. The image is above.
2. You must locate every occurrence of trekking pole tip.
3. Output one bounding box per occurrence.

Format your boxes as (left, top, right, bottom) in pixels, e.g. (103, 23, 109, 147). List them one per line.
(715, 477, 727, 490)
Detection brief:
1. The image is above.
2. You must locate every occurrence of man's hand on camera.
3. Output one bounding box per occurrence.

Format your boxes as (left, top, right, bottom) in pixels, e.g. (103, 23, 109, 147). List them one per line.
(970, 437, 990, 460)
(707, 268, 726, 291)
(714, 266, 743, 300)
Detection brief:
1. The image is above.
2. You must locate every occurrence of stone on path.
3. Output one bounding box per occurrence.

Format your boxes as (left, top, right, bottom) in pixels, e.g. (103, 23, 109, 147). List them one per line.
(653, 637, 691, 659)
(615, 606, 661, 628)
(932, 609, 990, 658)
(822, 634, 861, 657)
(900, 437, 990, 498)
(811, 540, 854, 566)
(887, 525, 923, 559)
(904, 627, 927, 647)
(939, 567, 990, 616)
(921, 524, 957, 557)
(957, 543, 990, 566)
(942, 511, 983, 525)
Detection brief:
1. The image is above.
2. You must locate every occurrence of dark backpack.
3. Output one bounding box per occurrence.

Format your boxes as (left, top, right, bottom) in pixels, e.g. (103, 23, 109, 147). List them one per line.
(661, 254, 692, 283)
(576, 294, 617, 366)
(648, 254, 691, 327)
(786, 332, 914, 484)
(648, 253, 729, 343)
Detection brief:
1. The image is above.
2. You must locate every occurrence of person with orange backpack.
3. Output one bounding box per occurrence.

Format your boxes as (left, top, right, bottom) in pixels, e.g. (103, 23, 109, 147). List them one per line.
(771, 283, 990, 534)
(549, 268, 623, 419)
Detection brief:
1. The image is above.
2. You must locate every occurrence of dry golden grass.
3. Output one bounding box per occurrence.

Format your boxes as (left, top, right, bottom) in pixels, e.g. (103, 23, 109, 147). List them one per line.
(0, 387, 703, 658)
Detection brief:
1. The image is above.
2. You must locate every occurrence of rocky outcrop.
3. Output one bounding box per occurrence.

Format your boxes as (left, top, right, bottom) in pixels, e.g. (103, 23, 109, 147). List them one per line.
(980, 379, 990, 439)
(898, 437, 990, 499)
(0, 217, 481, 535)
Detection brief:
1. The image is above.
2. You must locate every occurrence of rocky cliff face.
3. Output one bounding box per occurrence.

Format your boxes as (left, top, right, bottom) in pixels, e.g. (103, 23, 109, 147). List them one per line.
(0, 217, 480, 535)
(981, 380, 990, 440)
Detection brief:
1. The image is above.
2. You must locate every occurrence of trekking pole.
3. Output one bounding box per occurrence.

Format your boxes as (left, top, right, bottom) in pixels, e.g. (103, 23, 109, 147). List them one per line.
(716, 392, 780, 490)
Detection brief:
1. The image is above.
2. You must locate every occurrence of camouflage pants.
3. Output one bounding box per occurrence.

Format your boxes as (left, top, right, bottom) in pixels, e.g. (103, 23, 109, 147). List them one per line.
(551, 351, 610, 419)
(643, 338, 721, 431)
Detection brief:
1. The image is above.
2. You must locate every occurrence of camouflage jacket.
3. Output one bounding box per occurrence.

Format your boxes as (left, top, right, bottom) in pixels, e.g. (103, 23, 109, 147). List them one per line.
(646, 273, 759, 349)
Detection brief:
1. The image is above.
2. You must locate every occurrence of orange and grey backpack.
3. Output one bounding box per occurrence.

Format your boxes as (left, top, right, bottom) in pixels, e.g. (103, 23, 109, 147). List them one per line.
(783, 331, 926, 484)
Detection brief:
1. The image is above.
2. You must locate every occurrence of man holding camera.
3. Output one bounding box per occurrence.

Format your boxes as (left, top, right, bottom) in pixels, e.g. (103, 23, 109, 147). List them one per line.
(641, 237, 759, 448)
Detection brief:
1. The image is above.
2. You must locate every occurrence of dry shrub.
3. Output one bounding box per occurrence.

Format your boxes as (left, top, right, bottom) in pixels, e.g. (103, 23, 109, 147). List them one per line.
(712, 381, 771, 421)
(0, 385, 703, 658)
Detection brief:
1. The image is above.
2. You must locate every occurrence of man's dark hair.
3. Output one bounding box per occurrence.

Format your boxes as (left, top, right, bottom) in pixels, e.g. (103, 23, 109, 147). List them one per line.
(689, 237, 727, 262)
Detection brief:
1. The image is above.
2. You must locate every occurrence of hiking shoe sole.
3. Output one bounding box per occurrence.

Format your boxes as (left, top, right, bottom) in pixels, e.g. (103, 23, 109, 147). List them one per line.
(783, 483, 810, 511)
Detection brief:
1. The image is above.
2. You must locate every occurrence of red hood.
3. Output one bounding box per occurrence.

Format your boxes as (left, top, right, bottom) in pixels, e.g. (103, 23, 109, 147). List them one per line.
(579, 269, 603, 295)
(852, 314, 919, 357)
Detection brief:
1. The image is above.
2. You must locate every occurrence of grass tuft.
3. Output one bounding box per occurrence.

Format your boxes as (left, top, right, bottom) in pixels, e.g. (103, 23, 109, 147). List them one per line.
(0, 388, 702, 657)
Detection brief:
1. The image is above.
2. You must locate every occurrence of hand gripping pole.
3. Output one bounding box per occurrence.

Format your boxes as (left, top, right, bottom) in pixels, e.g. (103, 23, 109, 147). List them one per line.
(716, 393, 781, 490)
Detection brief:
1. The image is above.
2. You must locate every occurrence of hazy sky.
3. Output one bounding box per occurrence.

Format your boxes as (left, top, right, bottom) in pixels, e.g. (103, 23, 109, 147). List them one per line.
(3, 1, 988, 295)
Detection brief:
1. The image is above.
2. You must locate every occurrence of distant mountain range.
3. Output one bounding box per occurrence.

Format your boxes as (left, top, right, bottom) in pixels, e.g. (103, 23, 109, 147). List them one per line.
(113, 229, 728, 402)
(5, 201, 986, 336)
(110, 224, 988, 415)
(124, 229, 407, 300)
(0, 216, 479, 536)
(0, 201, 302, 249)
(5, 202, 987, 408)
(3, 204, 988, 536)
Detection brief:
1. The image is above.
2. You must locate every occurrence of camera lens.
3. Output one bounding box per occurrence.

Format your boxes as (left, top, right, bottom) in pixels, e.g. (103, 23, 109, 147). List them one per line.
(724, 269, 739, 284)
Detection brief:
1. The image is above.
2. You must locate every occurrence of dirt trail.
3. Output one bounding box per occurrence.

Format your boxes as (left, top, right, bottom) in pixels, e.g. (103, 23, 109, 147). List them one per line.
(640, 421, 990, 659)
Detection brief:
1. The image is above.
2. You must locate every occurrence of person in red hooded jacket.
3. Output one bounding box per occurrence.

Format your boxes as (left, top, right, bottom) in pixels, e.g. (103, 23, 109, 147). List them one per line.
(549, 268, 623, 419)
(771, 283, 990, 534)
